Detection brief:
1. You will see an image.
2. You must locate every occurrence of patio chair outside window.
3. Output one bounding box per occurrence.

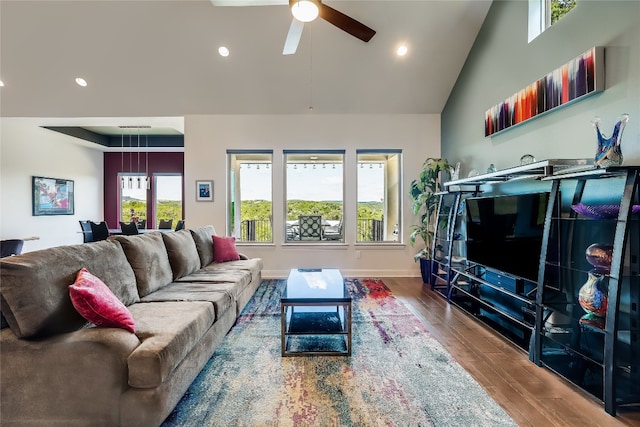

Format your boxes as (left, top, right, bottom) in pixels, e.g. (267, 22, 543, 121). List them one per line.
(298, 215, 323, 240)
(324, 217, 343, 241)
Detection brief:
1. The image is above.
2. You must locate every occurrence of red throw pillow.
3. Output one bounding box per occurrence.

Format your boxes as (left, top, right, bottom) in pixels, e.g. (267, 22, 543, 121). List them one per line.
(212, 235, 240, 263)
(69, 268, 136, 333)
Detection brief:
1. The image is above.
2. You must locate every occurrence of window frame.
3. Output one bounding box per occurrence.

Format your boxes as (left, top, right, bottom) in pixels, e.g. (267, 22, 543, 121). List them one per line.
(283, 149, 346, 244)
(227, 149, 274, 244)
(356, 149, 403, 244)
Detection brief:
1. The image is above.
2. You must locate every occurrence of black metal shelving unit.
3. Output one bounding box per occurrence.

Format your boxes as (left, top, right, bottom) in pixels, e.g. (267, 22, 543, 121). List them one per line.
(532, 166, 640, 416)
(432, 160, 639, 415)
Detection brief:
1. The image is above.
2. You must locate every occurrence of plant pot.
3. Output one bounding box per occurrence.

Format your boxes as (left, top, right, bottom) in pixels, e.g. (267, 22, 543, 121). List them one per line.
(419, 258, 432, 284)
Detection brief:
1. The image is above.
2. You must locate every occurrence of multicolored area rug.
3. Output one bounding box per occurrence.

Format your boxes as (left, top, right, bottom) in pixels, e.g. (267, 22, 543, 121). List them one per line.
(162, 279, 517, 427)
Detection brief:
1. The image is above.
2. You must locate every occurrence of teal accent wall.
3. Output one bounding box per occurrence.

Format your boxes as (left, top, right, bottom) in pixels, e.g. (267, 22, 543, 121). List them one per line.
(442, 0, 640, 175)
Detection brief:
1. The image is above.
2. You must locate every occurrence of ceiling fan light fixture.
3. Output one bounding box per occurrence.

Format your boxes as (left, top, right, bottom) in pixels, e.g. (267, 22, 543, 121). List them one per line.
(290, 0, 319, 23)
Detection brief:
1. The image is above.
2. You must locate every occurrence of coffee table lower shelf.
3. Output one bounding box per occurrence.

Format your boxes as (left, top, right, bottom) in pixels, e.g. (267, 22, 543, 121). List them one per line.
(281, 303, 352, 357)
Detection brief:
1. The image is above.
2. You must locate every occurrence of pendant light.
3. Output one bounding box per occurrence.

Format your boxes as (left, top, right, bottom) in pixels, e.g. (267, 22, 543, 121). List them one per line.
(120, 129, 125, 189)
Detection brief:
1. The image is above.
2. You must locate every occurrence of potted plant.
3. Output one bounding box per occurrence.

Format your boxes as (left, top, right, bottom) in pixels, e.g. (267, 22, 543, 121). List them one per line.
(409, 157, 451, 283)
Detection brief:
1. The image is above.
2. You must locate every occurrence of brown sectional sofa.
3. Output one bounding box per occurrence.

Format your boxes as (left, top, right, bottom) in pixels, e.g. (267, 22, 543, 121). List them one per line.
(0, 226, 263, 427)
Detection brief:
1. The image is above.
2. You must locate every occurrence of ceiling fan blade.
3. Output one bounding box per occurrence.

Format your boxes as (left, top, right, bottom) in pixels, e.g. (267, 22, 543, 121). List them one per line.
(319, 3, 376, 43)
(211, 1, 287, 6)
(283, 18, 304, 55)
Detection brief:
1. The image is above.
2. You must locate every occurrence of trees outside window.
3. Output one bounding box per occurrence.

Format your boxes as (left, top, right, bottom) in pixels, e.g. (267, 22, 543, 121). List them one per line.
(357, 150, 402, 243)
(227, 150, 273, 243)
(284, 150, 344, 242)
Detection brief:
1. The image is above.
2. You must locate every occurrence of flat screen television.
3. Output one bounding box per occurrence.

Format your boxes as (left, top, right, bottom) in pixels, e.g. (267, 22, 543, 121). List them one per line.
(465, 192, 550, 282)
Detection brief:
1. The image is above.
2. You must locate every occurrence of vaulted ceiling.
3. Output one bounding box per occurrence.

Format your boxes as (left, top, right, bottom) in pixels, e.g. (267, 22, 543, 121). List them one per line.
(0, 0, 492, 140)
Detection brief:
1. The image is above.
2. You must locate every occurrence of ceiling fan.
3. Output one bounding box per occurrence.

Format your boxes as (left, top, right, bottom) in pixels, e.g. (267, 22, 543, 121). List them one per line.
(211, 0, 376, 55)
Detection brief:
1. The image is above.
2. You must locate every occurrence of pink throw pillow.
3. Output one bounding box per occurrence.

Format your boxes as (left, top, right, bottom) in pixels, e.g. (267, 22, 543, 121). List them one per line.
(212, 235, 240, 263)
(69, 268, 136, 333)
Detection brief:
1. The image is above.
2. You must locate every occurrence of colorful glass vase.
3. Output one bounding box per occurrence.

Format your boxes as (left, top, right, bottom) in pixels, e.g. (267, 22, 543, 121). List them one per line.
(578, 270, 608, 317)
(593, 113, 629, 168)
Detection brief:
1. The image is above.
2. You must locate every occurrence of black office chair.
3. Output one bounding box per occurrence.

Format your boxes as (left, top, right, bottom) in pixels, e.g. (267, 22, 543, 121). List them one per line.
(174, 220, 185, 231)
(158, 219, 173, 230)
(89, 221, 110, 241)
(79, 220, 94, 243)
(119, 221, 139, 236)
(0, 239, 24, 258)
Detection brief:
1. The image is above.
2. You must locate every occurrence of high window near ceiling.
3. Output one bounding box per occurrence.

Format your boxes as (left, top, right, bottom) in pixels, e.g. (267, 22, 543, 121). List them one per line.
(284, 150, 344, 243)
(227, 150, 273, 243)
(528, 0, 577, 42)
(356, 150, 402, 243)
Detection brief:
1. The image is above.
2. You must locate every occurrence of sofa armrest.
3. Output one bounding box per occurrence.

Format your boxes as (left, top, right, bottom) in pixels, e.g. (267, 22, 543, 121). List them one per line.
(1, 327, 140, 426)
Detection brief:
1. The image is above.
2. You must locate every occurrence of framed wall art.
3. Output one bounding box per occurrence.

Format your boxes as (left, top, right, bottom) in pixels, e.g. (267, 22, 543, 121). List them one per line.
(196, 180, 213, 202)
(485, 46, 604, 137)
(32, 176, 75, 215)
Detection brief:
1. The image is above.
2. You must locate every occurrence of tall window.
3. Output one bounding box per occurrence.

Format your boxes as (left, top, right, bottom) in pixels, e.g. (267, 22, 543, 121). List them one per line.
(119, 173, 147, 225)
(356, 150, 402, 243)
(155, 174, 183, 228)
(227, 150, 273, 243)
(284, 150, 344, 243)
(529, 0, 577, 42)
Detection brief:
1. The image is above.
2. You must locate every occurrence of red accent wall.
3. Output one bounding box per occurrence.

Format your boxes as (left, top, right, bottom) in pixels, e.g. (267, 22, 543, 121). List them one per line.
(104, 152, 184, 229)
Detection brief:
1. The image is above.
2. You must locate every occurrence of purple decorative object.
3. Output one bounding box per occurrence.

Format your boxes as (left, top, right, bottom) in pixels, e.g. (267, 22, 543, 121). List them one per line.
(571, 203, 640, 219)
(585, 243, 613, 271)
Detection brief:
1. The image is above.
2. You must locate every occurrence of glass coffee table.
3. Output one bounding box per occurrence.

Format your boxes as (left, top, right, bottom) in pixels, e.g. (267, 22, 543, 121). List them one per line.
(281, 268, 352, 356)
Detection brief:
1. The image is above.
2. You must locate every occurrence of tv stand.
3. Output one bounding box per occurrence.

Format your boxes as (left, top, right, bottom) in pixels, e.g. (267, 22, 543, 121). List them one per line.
(432, 159, 640, 416)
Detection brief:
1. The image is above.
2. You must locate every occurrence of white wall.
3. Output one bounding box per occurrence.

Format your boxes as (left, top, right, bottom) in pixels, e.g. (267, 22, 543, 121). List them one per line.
(442, 0, 640, 174)
(0, 118, 104, 252)
(184, 114, 440, 278)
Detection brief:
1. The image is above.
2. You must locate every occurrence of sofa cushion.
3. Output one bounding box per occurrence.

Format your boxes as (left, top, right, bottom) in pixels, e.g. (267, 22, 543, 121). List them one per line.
(189, 225, 216, 268)
(161, 230, 200, 280)
(176, 268, 251, 290)
(212, 235, 240, 263)
(126, 301, 215, 388)
(202, 258, 263, 283)
(69, 268, 136, 333)
(112, 233, 173, 297)
(0, 240, 139, 338)
(139, 282, 234, 321)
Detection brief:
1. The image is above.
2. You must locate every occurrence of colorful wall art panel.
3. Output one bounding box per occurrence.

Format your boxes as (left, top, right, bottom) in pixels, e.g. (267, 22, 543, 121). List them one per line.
(485, 46, 604, 137)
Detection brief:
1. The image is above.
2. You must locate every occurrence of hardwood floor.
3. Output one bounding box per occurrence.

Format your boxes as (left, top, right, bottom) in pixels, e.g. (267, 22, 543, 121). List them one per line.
(383, 277, 640, 427)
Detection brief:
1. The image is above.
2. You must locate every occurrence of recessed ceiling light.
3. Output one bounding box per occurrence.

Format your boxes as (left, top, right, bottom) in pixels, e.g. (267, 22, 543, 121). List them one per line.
(397, 45, 408, 57)
(75, 77, 88, 87)
(218, 46, 230, 57)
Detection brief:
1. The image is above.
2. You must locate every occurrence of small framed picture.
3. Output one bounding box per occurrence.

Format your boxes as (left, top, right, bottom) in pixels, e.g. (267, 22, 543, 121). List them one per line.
(196, 180, 213, 202)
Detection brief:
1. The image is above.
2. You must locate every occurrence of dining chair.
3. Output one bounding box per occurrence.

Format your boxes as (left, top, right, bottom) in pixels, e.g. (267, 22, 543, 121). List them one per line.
(79, 220, 94, 243)
(174, 220, 185, 231)
(119, 221, 139, 236)
(0, 239, 24, 258)
(137, 219, 146, 229)
(89, 221, 110, 241)
(298, 215, 323, 240)
(158, 219, 173, 230)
